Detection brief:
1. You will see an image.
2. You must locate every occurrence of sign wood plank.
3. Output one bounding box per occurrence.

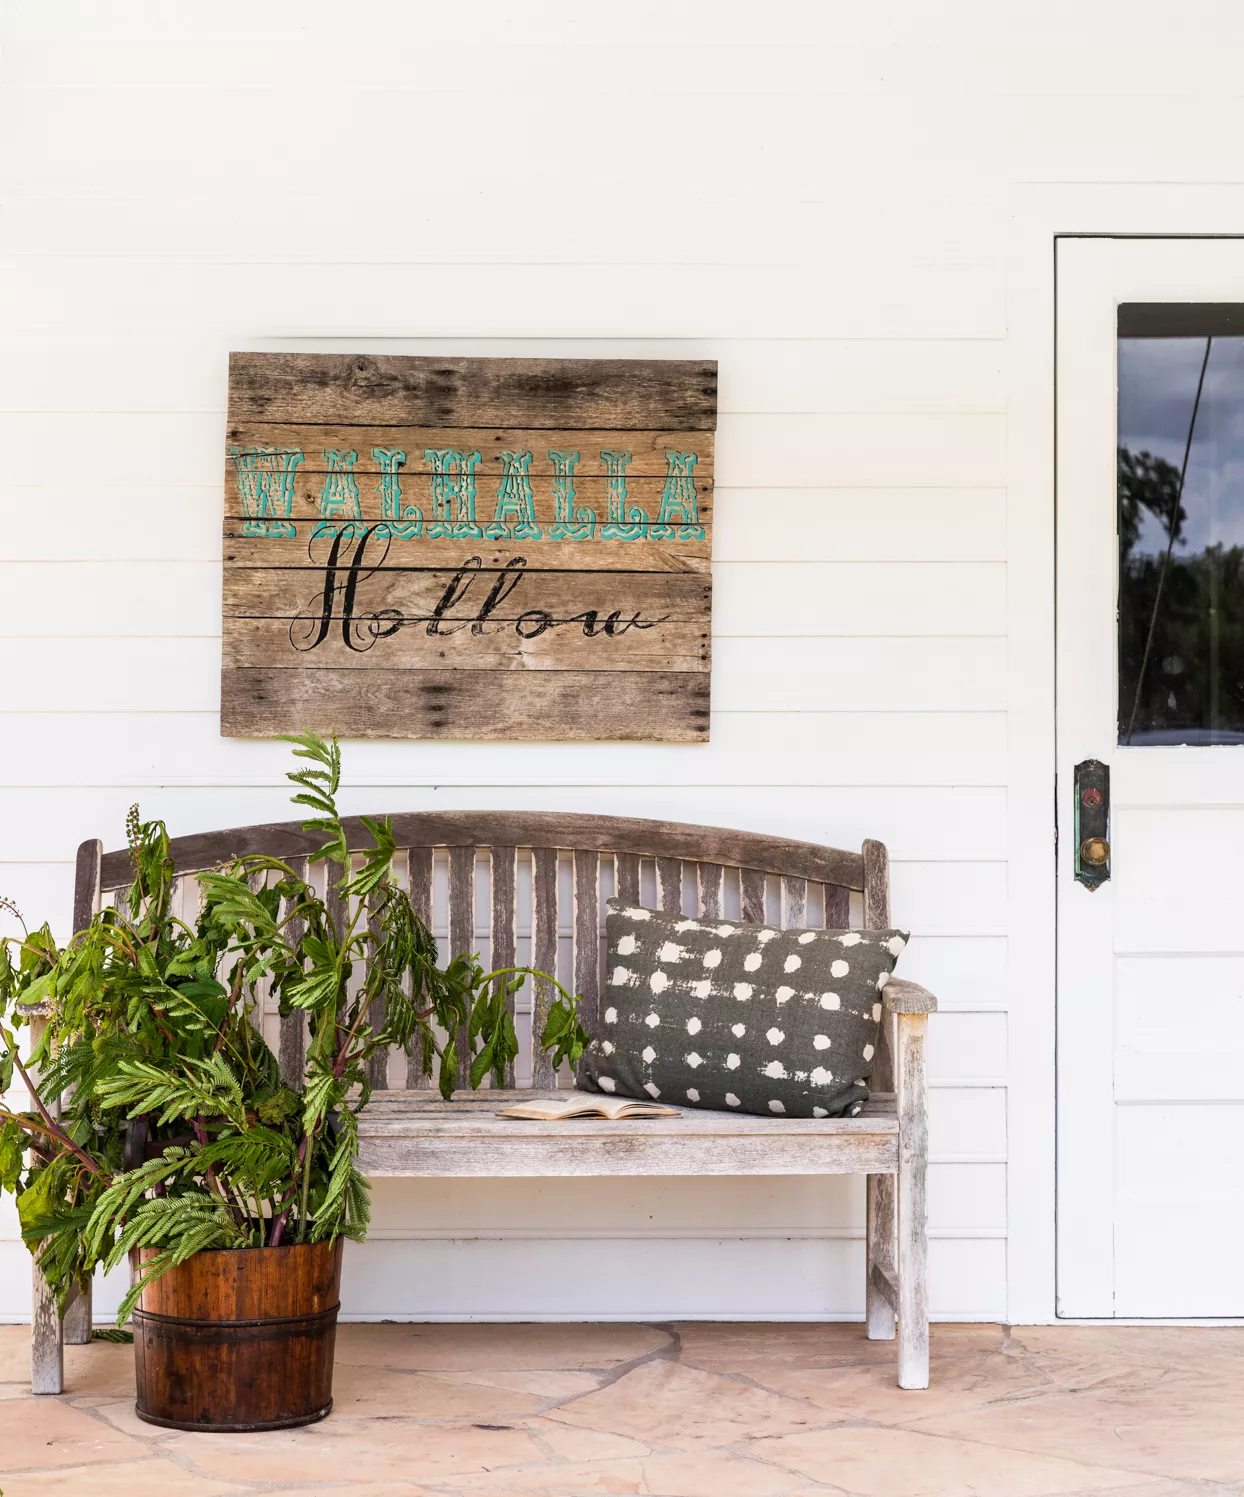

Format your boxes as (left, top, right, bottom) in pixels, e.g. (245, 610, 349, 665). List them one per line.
(221, 354, 716, 741)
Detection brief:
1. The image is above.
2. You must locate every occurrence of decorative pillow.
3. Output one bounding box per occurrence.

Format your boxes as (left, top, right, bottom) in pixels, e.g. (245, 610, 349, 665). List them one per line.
(576, 900, 909, 1118)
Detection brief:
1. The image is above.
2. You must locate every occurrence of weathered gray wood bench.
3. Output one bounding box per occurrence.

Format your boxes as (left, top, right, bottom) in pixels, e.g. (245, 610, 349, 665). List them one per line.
(32, 813, 936, 1392)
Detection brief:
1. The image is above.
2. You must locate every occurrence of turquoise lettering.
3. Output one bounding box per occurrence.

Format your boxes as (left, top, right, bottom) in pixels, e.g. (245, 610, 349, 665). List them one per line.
(599, 450, 647, 540)
(424, 448, 483, 538)
(548, 449, 595, 540)
(372, 447, 421, 538)
(649, 451, 705, 540)
(487, 451, 542, 540)
(318, 449, 362, 523)
(228, 445, 303, 537)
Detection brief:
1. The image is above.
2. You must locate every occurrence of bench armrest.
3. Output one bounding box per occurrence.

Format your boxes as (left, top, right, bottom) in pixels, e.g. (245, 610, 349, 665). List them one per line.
(882, 978, 937, 1015)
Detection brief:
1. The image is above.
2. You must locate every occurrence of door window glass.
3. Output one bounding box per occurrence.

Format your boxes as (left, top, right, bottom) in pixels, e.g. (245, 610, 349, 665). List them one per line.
(1118, 304, 1244, 744)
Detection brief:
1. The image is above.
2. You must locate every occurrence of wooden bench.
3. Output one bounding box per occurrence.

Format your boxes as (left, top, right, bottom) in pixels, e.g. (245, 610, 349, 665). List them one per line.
(31, 813, 937, 1392)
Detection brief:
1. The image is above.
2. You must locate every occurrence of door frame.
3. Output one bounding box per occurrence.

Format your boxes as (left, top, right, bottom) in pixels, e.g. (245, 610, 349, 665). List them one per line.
(1054, 234, 1244, 1317)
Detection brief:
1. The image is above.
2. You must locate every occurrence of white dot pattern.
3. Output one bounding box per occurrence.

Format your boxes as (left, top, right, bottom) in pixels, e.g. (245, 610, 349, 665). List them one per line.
(577, 900, 910, 1120)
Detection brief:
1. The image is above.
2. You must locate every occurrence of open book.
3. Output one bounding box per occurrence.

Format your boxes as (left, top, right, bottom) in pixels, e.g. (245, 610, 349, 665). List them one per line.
(497, 1094, 681, 1121)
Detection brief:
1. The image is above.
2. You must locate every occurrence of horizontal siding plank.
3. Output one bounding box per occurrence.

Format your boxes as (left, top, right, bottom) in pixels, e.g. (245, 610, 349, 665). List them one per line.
(928, 1087, 1008, 1161)
(715, 562, 1005, 636)
(715, 490, 1006, 563)
(0, 261, 1007, 341)
(925, 1013, 1008, 1083)
(0, 42, 1012, 106)
(2, 84, 1011, 193)
(713, 639, 1006, 710)
(0, 706, 1007, 787)
(717, 414, 1005, 488)
(891, 862, 1008, 936)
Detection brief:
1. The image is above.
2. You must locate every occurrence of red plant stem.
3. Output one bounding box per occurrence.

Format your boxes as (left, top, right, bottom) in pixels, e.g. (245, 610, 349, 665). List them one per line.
(268, 1125, 314, 1247)
(194, 1114, 244, 1228)
(2, 1111, 110, 1182)
(4, 1040, 112, 1180)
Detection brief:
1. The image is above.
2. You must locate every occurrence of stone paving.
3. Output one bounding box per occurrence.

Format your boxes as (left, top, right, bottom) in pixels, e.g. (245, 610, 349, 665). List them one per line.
(0, 1321, 1242, 1496)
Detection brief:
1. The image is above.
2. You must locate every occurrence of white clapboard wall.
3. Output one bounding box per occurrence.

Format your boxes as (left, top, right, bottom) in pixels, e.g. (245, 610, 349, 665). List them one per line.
(8, 0, 1238, 1323)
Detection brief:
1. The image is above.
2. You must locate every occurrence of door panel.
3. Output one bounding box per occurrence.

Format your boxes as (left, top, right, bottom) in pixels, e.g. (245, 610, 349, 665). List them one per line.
(1112, 807, 1244, 951)
(1115, 955, 1244, 1102)
(1057, 238, 1244, 1317)
(1115, 1105, 1244, 1316)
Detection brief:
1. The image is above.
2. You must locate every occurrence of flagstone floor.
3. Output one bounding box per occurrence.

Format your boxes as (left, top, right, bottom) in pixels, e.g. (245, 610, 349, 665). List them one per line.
(0, 1321, 1241, 1496)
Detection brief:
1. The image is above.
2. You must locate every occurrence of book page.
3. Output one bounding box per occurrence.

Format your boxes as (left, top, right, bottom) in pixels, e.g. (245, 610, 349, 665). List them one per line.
(496, 1094, 680, 1121)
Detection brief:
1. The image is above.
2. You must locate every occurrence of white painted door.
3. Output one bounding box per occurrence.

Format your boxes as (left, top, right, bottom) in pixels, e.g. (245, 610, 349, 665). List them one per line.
(1057, 238, 1244, 1317)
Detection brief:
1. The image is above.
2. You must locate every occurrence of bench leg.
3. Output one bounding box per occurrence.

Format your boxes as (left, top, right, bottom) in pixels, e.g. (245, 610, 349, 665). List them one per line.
(63, 1278, 92, 1345)
(32, 1260, 63, 1394)
(865, 1174, 896, 1339)
(895, 1010, 930, 1389)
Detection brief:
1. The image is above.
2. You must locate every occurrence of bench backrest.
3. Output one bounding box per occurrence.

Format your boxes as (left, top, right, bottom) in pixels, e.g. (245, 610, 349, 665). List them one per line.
(75, 813, 893, 1092)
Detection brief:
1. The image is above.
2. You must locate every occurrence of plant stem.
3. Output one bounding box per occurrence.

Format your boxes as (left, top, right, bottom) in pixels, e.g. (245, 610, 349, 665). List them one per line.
(268, 1127, 312, 1246)
(193, 1114, 244, 1229)
(296, 1123, 315, 1242)
(1, 1036, 114, 1180)
(0, 1108, 111, 1181)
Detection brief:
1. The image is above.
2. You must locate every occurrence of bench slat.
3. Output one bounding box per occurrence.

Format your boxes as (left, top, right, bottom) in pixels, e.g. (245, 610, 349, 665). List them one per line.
(100, 812, 866, 894)
(781, 875, 807, 929)
(490, 845, 518, 1087)
(741, 868, 766, 924)
(448, 845, 475, 1089)
(327, 869, 347, 939)
(656, 857, 683, 914)
(365, 888, 389, 1090)
(697, 862, 723, 920)
(531, 847, 559, 1088)
(574, 850, 601, 1037)
(615, 851, 640, 905)
(824, 882, 850, 928)
(405, 846, 434, 1088)
(862, 839, 894, 1091)
(73, 837, 102, 938)
(278, 856, 308, 1087)
(357, 1107, 900, 1178)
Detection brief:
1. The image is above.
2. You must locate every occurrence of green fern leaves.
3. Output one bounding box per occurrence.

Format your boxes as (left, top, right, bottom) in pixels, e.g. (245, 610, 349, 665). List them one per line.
(0, 728, 591, 1322)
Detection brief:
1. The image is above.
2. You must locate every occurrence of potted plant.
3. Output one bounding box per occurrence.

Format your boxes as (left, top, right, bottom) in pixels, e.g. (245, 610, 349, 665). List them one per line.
(0, 731, 588, 1430)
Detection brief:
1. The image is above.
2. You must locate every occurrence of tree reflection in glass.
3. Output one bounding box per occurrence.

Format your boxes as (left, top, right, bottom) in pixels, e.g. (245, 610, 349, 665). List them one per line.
(1118, 309, 1244, 744)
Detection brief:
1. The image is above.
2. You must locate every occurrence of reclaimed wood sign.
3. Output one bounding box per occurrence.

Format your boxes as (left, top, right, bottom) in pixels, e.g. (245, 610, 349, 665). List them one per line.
(221, 354, 716, 742)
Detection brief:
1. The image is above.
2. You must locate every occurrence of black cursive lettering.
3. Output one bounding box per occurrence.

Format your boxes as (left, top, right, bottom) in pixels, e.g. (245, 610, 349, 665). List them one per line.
(290, 543, 670, 651)
(426, 557, 482, 636)
(471, 556, 528, 635)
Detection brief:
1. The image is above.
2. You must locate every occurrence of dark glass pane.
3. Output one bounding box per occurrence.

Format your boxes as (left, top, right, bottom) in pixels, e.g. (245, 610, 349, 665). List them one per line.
(1118, 310, 1244, 745)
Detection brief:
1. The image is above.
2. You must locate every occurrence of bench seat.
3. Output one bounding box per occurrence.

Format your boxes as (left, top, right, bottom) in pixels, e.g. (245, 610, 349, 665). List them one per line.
(357, 1091, 901, 1177)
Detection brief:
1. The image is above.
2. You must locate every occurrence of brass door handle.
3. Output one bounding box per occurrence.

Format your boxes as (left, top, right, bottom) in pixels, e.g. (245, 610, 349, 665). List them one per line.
(1074, 760, 1110, 889)
(1079, 836, 1110, 866)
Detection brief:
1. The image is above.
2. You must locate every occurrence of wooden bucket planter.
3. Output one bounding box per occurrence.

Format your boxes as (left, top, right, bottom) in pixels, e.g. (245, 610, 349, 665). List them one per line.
(131, 1238, 343, 1431)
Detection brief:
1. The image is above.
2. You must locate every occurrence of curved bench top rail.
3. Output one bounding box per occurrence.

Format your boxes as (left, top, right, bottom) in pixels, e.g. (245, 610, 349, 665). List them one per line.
(96, 810, 866, 893)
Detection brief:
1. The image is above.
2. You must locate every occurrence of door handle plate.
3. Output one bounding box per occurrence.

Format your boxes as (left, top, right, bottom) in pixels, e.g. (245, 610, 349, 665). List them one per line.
(1074, 759, 1110, 889)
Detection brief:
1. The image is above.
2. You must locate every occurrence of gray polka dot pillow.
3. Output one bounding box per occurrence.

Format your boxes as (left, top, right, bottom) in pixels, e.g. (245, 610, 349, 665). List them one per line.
(575, 900, 909, 1119)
